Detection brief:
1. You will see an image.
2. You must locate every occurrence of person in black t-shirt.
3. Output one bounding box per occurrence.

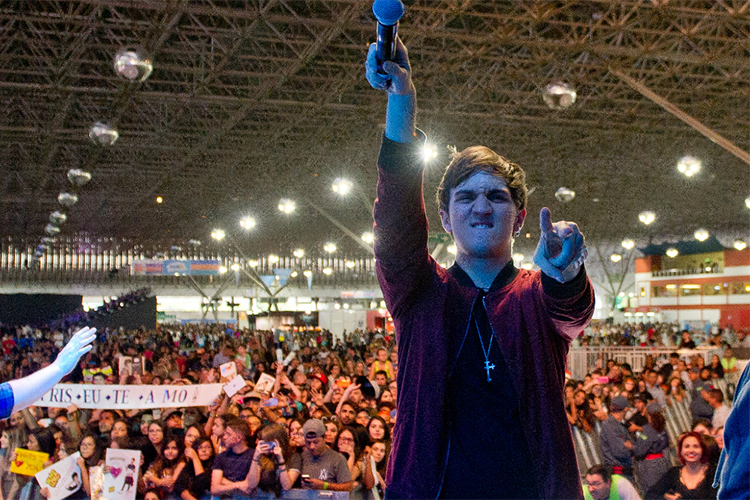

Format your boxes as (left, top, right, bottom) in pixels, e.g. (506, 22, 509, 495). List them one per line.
(210, 417, 254, 498)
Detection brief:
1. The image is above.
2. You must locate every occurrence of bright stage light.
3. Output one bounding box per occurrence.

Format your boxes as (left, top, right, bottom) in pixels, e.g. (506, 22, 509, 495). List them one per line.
(332, 178, 353, 196)
(291, 271, 298, 278)
(239, 217, 256, 230)
(610, 253, 622, 263)
(211, 229, 226, 241)
(248, 259, 259, 267)
(230, 263, 240, 271)
(268, 254, 280, 264)
(361, 232, 374, 244)
(293, 248, 305, 258)
(219, 266, 228, 274)
(694, 229, 709, 242)
(345, 261, 356, 269)
(677, 156, 701, 177)
(621, 238, 635, 250)
(303, 270, 312, 277)
(323, 267, 333, 275)
(512, 253, 524, 264)
(156, 196, 163, 204)
(666, 248, 679, 258)
(324, 243, 337, 253)
(543, 82, 577, 110)
(734, 240, 747, 251)
(447, 244, 457, 255)
(278, 198, 296, 214)
(421, 144, 438, 162)
(638, 211, 656, 225)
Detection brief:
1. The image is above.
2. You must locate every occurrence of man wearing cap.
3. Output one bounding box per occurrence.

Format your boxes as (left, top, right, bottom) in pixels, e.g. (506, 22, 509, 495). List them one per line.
(626, 393, 650, 433)
(600, 396, 634, 482)
(287, 419, 353, 491)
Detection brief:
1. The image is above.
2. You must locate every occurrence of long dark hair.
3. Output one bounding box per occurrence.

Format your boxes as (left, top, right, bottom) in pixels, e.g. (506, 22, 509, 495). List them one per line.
(79, 432, 105, 467)
(30, 428, 57, 456)
(367, 415, 391, 444)
(151, 436, 185, 478)
(191, 437, 215, 468)
(648, 410, 667, 434)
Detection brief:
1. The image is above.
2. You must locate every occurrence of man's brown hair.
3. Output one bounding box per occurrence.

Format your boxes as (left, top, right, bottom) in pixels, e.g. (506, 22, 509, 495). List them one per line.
(436, 146, 527, 213)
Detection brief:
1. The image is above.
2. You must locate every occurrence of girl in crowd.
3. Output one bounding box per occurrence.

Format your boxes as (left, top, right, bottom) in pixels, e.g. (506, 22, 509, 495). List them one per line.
(288, 419, 305, 454)
(174, 437, 215, 500)
(567, 389, 596, 433)
(646, 431, 717, 500)
(667, 377, 687, 403)
(142, 435, 187, 498)
(246, 423, 294, 495)
(22, 428, 58, 500)
(367, 416, 390, 445)
(77, 432, 105, 497)
(143, 420, 167, 470)
(633, 403, 671, 495)
(111, 419, 131, 441)
(708, 355, 724, 379)
(355, 409, 371, 427)
(183, 425, 204, 451)
(323, 418, 339, 447)
(363, 439, 390, 499)
(0, 426, 27, 500)
(335, 426, 369, 500)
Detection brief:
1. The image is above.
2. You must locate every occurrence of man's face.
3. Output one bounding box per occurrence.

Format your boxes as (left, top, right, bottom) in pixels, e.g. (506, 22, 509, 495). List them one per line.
(221, 426, 242, 448)
(377, 350, 387, 362)
(166, 414, 183, 429)
(305, 435, 326, 457)
(340, 405, 356, 425)
(440, 172, 525, 261)
(586, 474, 610, 500)
(375, 373, 387, 386)
(99, 412, 115, 433)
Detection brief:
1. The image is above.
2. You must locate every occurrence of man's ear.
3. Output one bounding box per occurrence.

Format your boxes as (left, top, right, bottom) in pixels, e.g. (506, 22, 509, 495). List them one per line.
(514, 209, 527, 234)
(439, 209, 452, 234)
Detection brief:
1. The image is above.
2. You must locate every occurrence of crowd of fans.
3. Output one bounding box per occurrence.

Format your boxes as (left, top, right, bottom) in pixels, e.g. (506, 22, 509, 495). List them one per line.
(0, 321, 744, 500)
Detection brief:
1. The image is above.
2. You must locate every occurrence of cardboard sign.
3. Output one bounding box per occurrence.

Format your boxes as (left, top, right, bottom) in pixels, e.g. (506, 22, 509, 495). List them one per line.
(255, 373, 276, 395)
(34, 452, 81, 500)
(103, 448, 141, 500)
(118, 356, 145, 376)
(223, 375, 246, 397)
(220, 361, 237, 381)
(10, 448, 50, 476)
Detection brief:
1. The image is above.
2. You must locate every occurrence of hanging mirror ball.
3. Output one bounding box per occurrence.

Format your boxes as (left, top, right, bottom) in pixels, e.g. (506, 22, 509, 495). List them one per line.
(45, 224, 61, 236)
(555, 187, 576, 203)
(543, 82, 577, 110)
(89, 122, 119, 146)
(49, 211, 67, 225)
(67, 169, 92, 186)
(114, 47, 153, 82)
(58, 193, 79, 207)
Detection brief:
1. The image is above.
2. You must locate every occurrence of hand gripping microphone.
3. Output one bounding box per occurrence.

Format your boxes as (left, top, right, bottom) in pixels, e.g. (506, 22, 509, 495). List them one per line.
(372, 0, 405, 74)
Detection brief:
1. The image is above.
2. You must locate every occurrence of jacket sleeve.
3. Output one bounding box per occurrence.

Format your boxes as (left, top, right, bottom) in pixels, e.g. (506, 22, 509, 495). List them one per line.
(373, 132, 432, 321)
(540, 266, 596, 341)
(601, 421, 632, 462)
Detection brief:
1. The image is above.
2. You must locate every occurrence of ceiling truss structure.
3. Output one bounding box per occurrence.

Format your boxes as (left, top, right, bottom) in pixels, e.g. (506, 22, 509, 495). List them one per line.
(0, 0, 748, 261)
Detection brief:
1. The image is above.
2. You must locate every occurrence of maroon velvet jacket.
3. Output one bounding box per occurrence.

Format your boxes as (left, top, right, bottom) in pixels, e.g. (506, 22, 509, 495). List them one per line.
(375, 134, 595, 499)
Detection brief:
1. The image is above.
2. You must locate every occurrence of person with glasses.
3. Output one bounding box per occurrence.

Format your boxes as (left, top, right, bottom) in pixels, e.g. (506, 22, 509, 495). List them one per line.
(287, 418, 352, 492)
(584, 464, 641, 500)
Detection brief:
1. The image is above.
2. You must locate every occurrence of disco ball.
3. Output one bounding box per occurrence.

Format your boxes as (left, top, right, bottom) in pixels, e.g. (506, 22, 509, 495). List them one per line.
(58, 193, 79, 207)
(41, 237, 55, 245)
(67, 169, 92, 186)
(543, 82, 577, 110)
(45, 224, 61, 236)
(89, 121, 119, 146)
(49, 211, 67, 225)
(555, 187, 576, 203)
(114, 47, 153, 82)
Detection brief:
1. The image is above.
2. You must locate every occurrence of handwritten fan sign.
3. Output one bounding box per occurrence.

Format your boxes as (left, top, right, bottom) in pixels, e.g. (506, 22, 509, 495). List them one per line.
(10, 448, 49, 476)
(34, 383, 223, 410)
(103, 449, 141, 500)
(34, 452, 81, 500)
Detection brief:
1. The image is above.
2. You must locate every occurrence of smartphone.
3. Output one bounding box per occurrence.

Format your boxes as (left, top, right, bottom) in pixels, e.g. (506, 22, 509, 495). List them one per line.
(266, 441, 276, 451)
(262, 398, 279, 407)
(301, 474, 310, 483)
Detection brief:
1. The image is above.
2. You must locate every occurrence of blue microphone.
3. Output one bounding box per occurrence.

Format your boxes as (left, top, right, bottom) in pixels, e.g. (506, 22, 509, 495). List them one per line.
(372, 0, 405, 73)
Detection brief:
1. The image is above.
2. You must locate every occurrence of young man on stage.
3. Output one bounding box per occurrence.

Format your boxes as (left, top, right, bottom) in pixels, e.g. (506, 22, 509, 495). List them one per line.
(366, 38, 595, 499)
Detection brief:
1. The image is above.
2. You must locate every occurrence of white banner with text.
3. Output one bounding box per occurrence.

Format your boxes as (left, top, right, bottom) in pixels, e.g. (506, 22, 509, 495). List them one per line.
(33, 383, 224, 410)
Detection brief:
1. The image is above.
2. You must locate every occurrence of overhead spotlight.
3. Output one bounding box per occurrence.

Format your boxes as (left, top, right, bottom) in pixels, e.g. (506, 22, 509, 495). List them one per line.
(58, 193, 79, 207)
(677, 156, 701, 177)
(239, 217, 256, 230)
(621, 238, 635, 250)
(49, 211, 67, 225)
(290, 271, 298, 278)
(542, 82, 577, 110)
(734, 240, 747, 251)
(293, 248, 305, 258)
(278, 198, 296, 214)
(188, 239, 202, 246)
(210, 229, 226, 241)
(88, 121, 119, 146)
(666, 248, 679, 258)
(447, 244, 457, 255)
(67, 169, 92, 186)
(745, 196, 750, 209)
(114, 47, 153, 82)
(322, 267, 333, 275)
(555, 187, 576, 203)
(361, 232, 374, 244)
(512, 253, 524, 264)
(694, 228, 709, 242)
(421, 144, 438, 162)
(248, 260, 259, 267)
(268, 255, 280, 264)
(332, 178, 353, 196)
(610, 253, 622, 263)
(345, 261, 356, 269)
(230, 263, 240, 271)
(638, 211, 656, 225)
(219, 266, 228, 274)
(303, 270, 313, 277)
(521, 262, 533, 270)
(324, 243, 337, 253)
(156, 196, 163, 204)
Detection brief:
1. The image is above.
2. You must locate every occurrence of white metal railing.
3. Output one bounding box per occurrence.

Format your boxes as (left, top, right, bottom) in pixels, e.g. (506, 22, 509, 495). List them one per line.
(566, 346, 722, 380)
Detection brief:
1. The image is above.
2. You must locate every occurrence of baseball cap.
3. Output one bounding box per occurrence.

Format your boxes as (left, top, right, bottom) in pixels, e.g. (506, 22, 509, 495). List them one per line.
(302, 418, 326, 439)
(610, 396, 629, 412)
(309, 373, 328, 386)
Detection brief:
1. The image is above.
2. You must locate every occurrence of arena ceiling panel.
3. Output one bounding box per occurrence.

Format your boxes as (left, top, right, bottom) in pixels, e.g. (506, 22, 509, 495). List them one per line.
(0, 0, 748, 260)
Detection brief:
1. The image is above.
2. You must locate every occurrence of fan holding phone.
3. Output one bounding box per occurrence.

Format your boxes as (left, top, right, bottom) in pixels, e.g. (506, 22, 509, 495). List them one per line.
(245, 423, 294, 494)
